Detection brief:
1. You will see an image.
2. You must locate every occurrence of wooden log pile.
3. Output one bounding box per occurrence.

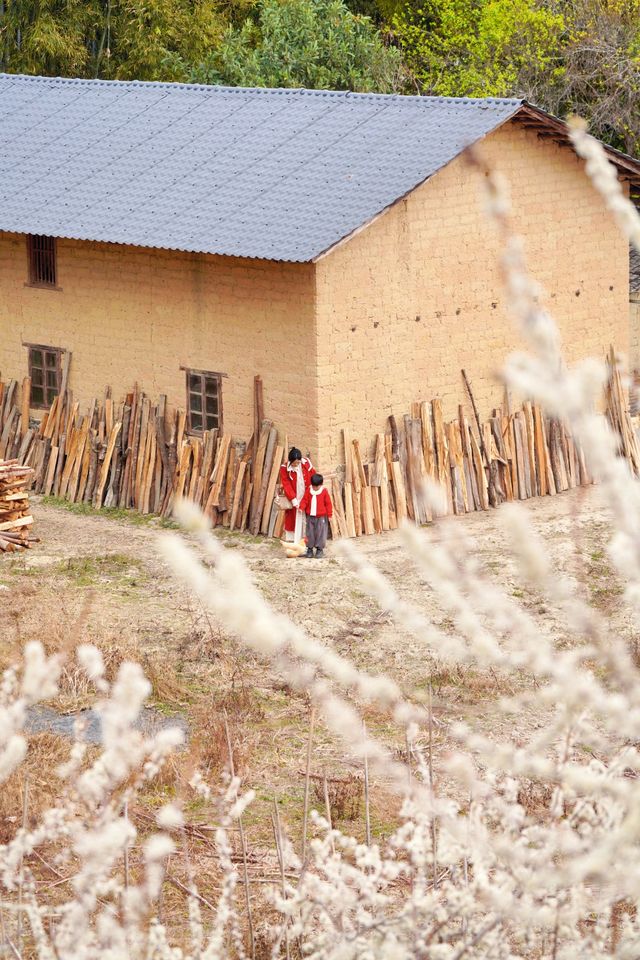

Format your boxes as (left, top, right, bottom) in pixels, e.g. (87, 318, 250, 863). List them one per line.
(0, 351, 635, 542)
(0, 459, 36, 551)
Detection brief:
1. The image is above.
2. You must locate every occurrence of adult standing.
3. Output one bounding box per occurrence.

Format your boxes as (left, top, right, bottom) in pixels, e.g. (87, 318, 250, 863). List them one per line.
(279, 447, 314, 543)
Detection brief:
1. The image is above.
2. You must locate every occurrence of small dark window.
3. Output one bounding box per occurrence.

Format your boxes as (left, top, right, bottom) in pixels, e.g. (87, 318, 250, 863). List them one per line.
(28, 346, 62, 408)
(27, 235, 57, 287)
(186, 370, 222, 434)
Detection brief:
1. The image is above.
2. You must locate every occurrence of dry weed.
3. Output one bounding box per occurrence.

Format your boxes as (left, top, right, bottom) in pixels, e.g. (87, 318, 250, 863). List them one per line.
(516, 779, 555, 820)
(312, 772, 363, 823)
(0, 733, 80, 843)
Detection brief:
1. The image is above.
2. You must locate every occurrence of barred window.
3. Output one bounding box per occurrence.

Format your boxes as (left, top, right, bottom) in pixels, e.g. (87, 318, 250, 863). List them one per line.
(27, 235, 57, 287)
(28, 345, 62, 408)
(186, 370, 222, 434)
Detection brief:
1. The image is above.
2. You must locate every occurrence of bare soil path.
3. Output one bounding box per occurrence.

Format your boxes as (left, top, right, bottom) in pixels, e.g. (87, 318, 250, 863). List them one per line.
(0, 487, 629, 846)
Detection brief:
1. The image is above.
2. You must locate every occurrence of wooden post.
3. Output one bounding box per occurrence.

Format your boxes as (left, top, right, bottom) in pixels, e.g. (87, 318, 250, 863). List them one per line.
(461, 369, 499, 508)
(253, 375, 264, 467)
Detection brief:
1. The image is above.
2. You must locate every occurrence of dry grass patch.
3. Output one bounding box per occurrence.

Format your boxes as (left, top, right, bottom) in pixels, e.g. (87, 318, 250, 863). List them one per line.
(311, 771, 363, 823)
(0, 733, 95, 844)
(1, 580, 191, 712)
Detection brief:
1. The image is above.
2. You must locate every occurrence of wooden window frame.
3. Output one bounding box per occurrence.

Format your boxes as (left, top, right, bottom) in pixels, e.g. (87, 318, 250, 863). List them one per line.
(26, 235, 60, 289)
(25, 343, 63, 409)
(184, 368, 225, 436)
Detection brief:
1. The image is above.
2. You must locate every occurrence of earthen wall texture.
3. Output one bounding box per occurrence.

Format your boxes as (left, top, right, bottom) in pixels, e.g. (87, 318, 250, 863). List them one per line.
(0, 235, 319, 457)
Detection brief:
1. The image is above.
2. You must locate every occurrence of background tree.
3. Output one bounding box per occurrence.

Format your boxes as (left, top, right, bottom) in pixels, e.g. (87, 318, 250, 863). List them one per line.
(191, 0, 406, 92)
(545, 0, 640, 154)
(0, 0, 99, 76)
(0, 0, 224, 81)
(101, 0, 223, 81)
(391, 0, 565, 99)
(343, 0, 401, 22)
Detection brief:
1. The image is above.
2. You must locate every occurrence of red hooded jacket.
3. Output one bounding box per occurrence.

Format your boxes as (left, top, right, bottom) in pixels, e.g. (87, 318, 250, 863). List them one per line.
(279, 457, 314, 506)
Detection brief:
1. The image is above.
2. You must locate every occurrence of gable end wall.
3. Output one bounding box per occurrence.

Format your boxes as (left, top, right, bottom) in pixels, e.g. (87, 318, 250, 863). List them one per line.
(314, 121, 630, 470)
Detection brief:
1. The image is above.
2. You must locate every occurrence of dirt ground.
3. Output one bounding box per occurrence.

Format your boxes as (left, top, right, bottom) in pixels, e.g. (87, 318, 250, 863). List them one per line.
(0, 487, 630, 852)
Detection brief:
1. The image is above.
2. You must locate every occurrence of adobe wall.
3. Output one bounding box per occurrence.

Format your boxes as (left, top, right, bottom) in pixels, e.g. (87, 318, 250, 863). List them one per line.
(0, 234, 318, 458)
(314, 121, 630, 470)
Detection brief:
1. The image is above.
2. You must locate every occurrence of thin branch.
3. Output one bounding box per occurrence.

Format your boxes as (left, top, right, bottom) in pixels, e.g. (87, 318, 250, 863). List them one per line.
(301, 707, 316, 863)
(428, 683, 437, 891)
(224, 710, 255, 960)
(272, 800, 291, 960)
(16, 777, 28, 954)
(166, 875, 217, 912)
(363, 720, 371, 847)
(323, 773, 335, 856)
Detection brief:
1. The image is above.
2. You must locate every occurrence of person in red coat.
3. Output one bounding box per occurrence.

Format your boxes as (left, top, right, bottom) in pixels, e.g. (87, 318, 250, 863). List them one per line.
(299, 473, 333, 558)
(279, 447, 314, 543)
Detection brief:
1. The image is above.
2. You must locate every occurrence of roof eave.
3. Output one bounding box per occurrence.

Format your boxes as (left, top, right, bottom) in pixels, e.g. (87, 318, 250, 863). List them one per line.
(514, 102, 640, 190)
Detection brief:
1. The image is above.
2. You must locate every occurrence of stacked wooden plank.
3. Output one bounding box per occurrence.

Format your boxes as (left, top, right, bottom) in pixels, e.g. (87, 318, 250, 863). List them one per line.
(0, 350, 636, 541)
(0, 375, 289, 537)
(0, 459, 36, 551)
(327, 393, 594, 539)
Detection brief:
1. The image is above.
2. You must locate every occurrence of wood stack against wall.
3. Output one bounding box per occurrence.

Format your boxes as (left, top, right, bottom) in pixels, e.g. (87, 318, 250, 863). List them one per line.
(327, 394, 594, 539)
(0, 375, 290, 537)
(0, 354, 634, 541)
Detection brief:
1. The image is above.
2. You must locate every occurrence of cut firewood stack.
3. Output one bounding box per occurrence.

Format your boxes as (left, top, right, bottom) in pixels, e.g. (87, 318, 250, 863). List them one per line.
(0, 349, 635, 541)
(327, 351, 637, 538)
(0, 459, 36, 551)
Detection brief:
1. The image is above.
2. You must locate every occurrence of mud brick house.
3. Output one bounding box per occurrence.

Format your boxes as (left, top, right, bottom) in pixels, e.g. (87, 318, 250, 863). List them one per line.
(1, 73, 640, 469)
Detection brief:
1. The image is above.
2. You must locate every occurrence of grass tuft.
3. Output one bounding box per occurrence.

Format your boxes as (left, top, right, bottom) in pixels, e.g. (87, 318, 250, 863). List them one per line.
(40, 495, 178, 528)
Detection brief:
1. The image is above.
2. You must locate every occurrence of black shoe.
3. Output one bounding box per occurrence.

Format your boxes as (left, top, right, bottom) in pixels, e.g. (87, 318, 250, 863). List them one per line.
(304, 547, 314, 558)
(315, 549, 324, 559)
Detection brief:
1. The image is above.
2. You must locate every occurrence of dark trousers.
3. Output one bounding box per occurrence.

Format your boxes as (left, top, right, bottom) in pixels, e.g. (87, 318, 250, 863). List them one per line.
(306, 515, 328, 550)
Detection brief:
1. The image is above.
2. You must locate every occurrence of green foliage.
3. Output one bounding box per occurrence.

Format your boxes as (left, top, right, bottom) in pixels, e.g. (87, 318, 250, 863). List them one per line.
(389, 0, 640, 152)
(191, 0, 406, 92)
(104, 0, 223, 81)
(393, 0, 565, 98)
(0, 0, 98, 76)
(0, 0, 224, 81)
(344, 0, 404, 21)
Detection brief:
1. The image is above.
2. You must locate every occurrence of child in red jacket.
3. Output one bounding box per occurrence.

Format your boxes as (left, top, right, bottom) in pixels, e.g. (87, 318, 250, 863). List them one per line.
(299, 473, 333, 558)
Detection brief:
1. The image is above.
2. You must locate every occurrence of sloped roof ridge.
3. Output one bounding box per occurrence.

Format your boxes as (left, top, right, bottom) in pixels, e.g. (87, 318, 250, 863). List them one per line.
(0, 72, 527, 259)
(0, 72, 523, 107)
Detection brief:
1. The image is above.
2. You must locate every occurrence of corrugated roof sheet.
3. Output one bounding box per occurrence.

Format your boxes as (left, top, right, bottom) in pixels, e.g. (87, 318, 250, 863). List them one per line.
(0, 73, 522, 262)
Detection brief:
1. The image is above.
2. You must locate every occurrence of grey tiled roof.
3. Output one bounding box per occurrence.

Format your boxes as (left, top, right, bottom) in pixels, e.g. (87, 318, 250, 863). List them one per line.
(0, 73, 522, 262)
(632, 246, 640, 293)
